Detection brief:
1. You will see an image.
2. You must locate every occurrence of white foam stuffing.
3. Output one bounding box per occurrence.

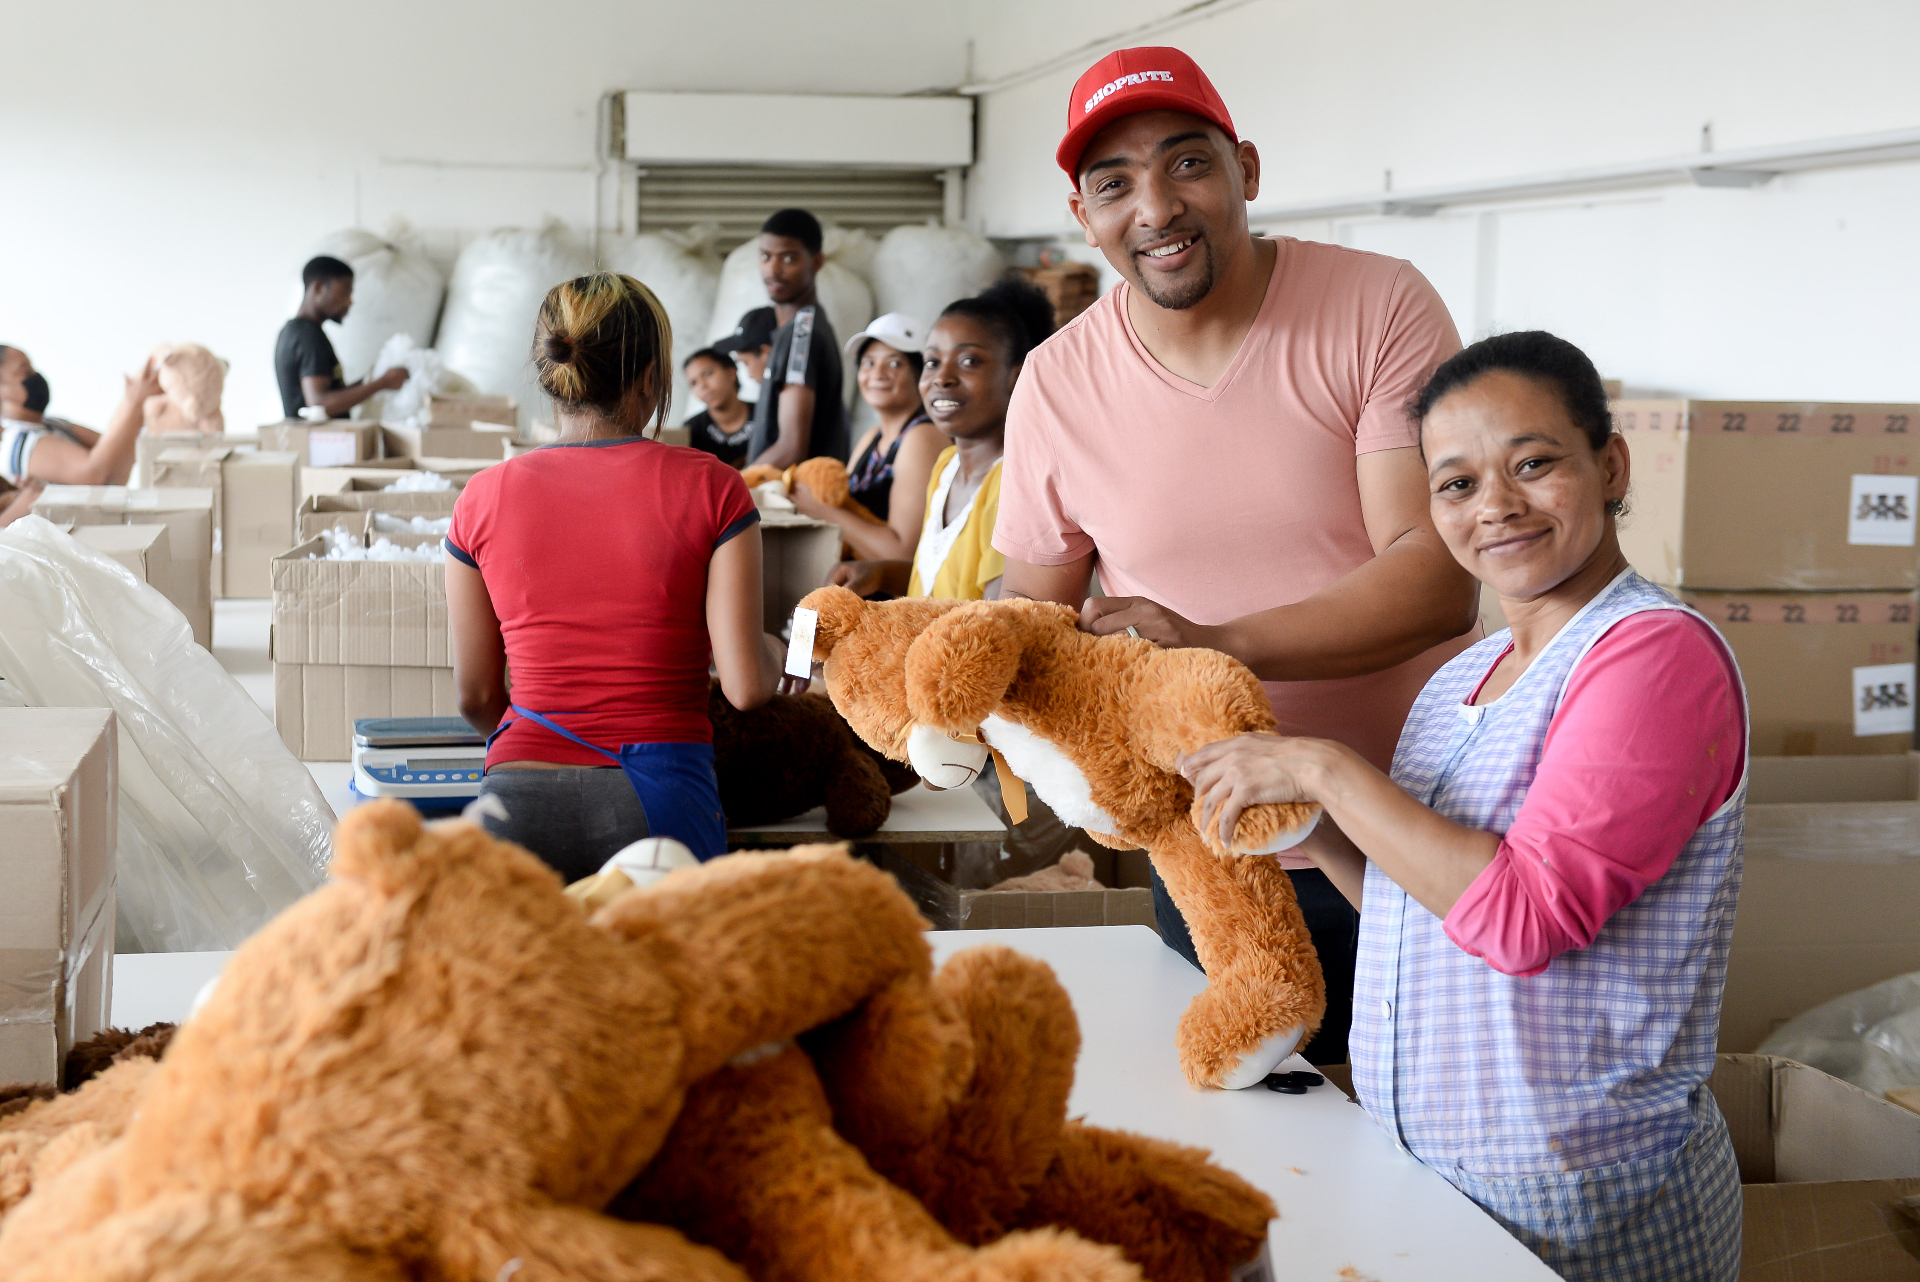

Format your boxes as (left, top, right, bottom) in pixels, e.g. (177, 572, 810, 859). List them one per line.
(372, 512, 452, 535)
(384, 470, 453, 492)
(313, 527, 440, 562)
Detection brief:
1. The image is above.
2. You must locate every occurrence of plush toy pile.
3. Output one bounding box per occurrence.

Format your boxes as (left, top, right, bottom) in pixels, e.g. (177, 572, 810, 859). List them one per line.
(795, 587, 1327, 1091)
(0, 801, 1275, 1280)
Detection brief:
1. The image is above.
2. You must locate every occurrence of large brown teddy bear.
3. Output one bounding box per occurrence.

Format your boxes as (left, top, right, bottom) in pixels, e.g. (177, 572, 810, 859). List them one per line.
(141, 343, 227, 436)
(743, 456, 880, 524)
(0, 802, 1273, 1281)
(708, 679, 919, 836)
(795, 586, 1326, 1091)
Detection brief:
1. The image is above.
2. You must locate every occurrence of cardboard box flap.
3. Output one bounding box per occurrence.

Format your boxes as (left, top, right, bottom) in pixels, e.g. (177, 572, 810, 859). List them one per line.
(1741, 1178, 1920, 1281)
(1712, 1054, 1920, 1184)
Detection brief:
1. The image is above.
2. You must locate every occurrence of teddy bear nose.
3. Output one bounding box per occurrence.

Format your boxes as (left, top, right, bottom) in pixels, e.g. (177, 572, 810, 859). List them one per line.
(906, 724, 989, 791)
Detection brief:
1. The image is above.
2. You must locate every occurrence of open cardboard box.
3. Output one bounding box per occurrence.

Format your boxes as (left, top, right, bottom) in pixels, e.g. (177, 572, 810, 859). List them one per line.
(32, 485, 215, 648)
(1730, 755, 1920, 1052)
(257, 420, 382, 468)
(864, 841, 1157, 933)
(1711, 1053, 1920, 1279)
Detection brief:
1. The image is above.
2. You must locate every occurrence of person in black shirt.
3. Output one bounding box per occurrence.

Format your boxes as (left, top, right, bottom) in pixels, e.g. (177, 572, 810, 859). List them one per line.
(744, 209, 847, 466)
(681, 347, 753, 466)
(274, 256, 407, 420)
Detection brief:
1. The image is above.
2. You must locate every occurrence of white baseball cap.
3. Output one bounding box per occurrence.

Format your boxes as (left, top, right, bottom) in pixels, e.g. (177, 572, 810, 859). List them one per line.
(843, 312, 927, 358)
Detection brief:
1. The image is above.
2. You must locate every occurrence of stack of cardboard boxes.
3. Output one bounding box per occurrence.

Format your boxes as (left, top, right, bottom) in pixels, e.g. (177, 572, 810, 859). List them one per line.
(1610, 399, 1920, 1051)
(32, 485, 217, 647)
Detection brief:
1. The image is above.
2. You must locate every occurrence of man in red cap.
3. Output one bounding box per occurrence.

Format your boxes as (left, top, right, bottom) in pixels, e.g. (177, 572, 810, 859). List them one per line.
(994, 47, 1478, 1068)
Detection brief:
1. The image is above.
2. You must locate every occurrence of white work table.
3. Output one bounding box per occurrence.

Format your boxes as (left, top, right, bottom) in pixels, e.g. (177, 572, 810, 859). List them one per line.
(115, 926, 1549, 1280)
(727, 782, 1006, 845)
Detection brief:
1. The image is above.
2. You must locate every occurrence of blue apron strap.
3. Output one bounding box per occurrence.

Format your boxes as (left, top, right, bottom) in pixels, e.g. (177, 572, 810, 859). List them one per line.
(486, 705, 622, 765)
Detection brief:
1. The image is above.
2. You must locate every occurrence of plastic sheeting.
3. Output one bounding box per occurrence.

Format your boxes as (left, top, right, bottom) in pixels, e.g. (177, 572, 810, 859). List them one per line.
(309, 223, 447, 384)
(599, 226, 722, 422)
(869, 225, 1004, 338)
(0, 518, 330, 953)
(437, 220, 593, 427)
(1758, 971, 1920, 1098)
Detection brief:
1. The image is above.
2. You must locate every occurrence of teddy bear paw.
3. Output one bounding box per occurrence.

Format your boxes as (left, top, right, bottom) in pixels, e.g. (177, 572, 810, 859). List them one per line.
(1214, 1024, 1306, 1090)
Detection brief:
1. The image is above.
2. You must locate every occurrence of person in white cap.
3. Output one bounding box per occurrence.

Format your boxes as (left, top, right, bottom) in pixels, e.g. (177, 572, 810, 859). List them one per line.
(790, 312, 942, 563)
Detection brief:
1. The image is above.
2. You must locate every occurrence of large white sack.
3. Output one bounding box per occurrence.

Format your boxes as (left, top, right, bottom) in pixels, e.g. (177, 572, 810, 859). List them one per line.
(0, 518, 330, 952)
(437, 220, 593, 426)
(706, 227, 874, 411)
(309, 223, 447, 384)
(600, 226, 722, 424)
(870, 225, 1004, 336)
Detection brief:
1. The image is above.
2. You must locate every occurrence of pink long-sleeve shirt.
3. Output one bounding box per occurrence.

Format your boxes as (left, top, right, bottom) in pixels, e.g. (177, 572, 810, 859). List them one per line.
(1441, 610, 1745, 977)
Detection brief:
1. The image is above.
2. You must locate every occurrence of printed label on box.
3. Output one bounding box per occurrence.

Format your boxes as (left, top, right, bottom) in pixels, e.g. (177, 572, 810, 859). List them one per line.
(1848, 474, 1919, 546)
(785, 607, 818, 679)
(309, 431, 360, 468)
(1853, 662, 1916, 737)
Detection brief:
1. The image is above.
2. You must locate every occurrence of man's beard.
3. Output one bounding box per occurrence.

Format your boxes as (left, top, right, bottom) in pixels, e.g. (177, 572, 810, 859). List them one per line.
(1132, 237, 1215, 311)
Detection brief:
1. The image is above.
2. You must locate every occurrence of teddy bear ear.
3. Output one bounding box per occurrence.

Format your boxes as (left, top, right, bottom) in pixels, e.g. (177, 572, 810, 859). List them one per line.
(796, 584, 870, 659)
(903, 601, 1024, 731)
(328, 798, 432, 896)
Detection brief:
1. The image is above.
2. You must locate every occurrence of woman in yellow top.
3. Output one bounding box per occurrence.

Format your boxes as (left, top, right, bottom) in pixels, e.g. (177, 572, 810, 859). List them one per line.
(829, 278, 1055, 602)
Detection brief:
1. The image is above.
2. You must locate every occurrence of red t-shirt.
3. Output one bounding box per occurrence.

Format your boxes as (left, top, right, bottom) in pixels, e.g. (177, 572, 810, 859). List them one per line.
(446, 437, 758, 767)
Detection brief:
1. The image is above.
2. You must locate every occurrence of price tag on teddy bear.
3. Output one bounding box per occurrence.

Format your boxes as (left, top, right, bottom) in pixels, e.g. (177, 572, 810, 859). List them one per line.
(786, 607, 819, 680)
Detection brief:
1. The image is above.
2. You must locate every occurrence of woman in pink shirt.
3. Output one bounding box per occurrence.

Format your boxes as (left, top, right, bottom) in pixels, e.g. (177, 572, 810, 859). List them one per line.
(1181, 332, 1745, 1282)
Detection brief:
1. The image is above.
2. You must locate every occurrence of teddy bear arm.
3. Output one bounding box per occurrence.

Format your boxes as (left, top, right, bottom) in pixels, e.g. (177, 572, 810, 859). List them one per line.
(1016, 1121, 1275, 1282)
(596, 848, 935, 1082)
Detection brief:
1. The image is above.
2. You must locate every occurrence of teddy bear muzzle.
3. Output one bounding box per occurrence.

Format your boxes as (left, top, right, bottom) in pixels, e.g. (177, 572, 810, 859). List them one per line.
(906, 725, 989, 791)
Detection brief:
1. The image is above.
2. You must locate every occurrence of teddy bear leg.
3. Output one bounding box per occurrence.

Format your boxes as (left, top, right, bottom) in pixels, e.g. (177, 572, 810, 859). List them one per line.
(463, 1204, 751, 1282)
(822, 745, 894, 837)
(1149, 834, 1326, 1090)
(806, 945, 1077, 1243)
(616, 1046, 1138, 1282)
(1015, 1120, 1275, 1282)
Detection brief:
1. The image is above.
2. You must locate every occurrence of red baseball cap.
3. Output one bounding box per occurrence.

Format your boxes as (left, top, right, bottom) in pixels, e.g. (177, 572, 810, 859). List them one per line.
(1056, 47, 1237, 183)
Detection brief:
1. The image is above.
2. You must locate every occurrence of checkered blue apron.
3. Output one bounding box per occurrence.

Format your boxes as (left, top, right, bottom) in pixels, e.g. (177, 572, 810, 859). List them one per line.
(1351, 570, 1744, 1282)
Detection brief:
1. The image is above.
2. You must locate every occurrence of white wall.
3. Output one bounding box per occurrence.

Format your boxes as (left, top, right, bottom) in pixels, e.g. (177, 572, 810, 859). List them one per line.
(0, 0, 967, 432)
(965, 0, 1920, 399)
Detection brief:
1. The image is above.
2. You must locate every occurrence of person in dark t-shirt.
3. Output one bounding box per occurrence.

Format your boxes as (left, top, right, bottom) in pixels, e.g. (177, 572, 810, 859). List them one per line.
(681, 346, 753, 467)
(744, 209, 847, 466)
(274, 256, 407, 419)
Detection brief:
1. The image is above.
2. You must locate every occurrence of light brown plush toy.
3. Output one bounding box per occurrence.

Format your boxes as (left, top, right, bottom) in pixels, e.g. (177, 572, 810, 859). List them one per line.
(0, 802, 1273, 1281)
(141, 343, 227, 435)
(743, 455, 881, 523)
(796, 586, 1326, 1091)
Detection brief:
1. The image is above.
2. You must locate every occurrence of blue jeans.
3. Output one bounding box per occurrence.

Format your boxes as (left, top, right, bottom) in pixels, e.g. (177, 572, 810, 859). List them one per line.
(1150, 862, 1359, 1066)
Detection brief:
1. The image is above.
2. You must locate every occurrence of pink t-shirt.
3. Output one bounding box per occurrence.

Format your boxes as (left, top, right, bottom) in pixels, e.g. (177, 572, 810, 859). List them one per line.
(1443, 611, 1747, 976)
(995, 237, 1470, 867)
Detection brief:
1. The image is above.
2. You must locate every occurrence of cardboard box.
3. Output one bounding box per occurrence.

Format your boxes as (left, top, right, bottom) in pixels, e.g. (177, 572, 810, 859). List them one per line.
(257, 420, 381, 467)
(149, 447, 300, 599)
(869, 842, 1157, 931)
(273, 662, 458, 761)
(271, 536, 447, 667)
(297, 493, 459, 539)
(71, 523, 172, 590)
(32, 486, 215, 648)
(0, 708, 116, 1086)
(423, 393, 515, 430)
(1614, 399, 1920, 590)
(132, 431, 238, 488)
(1725, 754, 1920, 1052)
(149, 445, 225, 596)
(1689, 590, 1917, 756)
(762, 514, 842, 635)
(1709, 1053, 1920, 1279)
(379, 423, 512, 460)
(300, 459, 491, 506)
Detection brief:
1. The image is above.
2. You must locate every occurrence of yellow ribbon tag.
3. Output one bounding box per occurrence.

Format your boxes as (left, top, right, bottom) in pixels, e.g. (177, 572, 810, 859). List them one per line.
(954, 730, 1028, 826)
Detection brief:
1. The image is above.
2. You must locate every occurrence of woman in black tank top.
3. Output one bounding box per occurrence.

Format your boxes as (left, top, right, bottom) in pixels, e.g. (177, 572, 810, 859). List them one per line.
(792, 317, 949, 564)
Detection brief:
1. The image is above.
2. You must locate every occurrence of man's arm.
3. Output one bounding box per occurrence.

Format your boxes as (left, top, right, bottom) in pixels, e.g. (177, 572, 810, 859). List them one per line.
(304, 368, 404, 419)
(750, 384, 816, 469)
(1000, 554, 1095, 609)
(1082, 447, 1478, 680)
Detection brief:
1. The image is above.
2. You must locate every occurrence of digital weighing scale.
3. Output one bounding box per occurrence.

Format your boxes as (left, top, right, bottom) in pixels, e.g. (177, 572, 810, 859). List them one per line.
(351, 717, 486, 809)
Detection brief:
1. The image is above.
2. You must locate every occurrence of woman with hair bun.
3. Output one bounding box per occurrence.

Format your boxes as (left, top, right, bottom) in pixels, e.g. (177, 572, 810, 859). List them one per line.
(445, 273, 782, 879)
